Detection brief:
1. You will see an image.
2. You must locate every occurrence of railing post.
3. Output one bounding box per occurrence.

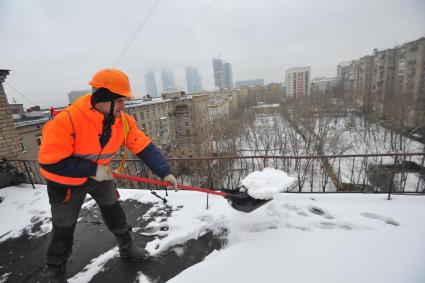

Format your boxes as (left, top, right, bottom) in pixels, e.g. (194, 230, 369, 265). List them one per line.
(206, 193, 209, 210)
(22, 161, 35, 189)
(207, 160, 215, 190)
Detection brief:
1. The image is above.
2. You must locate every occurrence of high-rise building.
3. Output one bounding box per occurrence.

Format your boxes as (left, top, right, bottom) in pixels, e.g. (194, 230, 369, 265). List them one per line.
(144, 70, 159, 97)
(223, 62, 233, 89)
(161, 69, 178, 92)
(185, 67, 202, 93)
(212, 58, 224, 88)
(285, 67, 311, 97)
(212, 58, 234, 89)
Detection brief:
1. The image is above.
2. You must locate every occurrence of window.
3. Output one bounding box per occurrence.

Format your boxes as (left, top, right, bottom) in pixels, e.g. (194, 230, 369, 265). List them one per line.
(140, 112, 145, 119)
(184, 114, 189, 119)
(185, 121, 189, 127)
(20, 139, 26, 152)
(178, 127, 182, 133)
(36, 135, 42, 146)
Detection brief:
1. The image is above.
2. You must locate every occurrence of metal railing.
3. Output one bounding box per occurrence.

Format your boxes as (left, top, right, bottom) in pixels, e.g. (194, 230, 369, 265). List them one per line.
(8, 152, 425, 194)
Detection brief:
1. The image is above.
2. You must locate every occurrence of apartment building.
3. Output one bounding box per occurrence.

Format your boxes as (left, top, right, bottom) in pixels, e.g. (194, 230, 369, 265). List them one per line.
(207, 89, 232, 121)
(235, 79, 264, 88)
(340, 37, 425, 130)
(285, 67, 311, 97)
(395, 38, 425, 128)
(236, 83, 282, 106)
(310, 77, 339, 96)
(337, 61, 358, 97)
(353, 56, 374, 111)
(15, 113, 48, 159)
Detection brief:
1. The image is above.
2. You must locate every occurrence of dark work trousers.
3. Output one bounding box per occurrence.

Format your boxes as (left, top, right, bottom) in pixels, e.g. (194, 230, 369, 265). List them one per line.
(46, 179, 129, 266)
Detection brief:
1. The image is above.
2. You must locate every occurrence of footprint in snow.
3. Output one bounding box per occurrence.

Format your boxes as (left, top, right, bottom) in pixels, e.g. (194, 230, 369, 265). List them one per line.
(360, 212, 399, 226)
(318, 221, 355, 230)
(29, 209, 46, 215)
(282, 203, 308, 217)
(308, 206, 334, 219)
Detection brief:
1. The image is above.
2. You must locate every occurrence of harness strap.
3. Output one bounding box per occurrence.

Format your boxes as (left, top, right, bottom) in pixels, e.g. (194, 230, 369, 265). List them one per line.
(117, 111, 129, 174)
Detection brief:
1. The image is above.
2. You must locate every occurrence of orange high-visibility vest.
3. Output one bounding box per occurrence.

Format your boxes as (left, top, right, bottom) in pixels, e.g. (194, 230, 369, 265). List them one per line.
(38, 94, 151, 186)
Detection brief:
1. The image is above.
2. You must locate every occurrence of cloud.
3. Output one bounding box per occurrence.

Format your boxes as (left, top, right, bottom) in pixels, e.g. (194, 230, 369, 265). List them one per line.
(1, 0, 424, 108)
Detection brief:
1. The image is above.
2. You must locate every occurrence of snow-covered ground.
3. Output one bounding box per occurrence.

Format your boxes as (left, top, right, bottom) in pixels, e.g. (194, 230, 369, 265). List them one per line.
(213, 113, 424, 192)
(1, 169, 425, 283)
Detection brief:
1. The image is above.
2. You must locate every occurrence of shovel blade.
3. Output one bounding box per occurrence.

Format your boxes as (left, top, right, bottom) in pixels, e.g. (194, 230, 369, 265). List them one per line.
(225, 191, 272, 213)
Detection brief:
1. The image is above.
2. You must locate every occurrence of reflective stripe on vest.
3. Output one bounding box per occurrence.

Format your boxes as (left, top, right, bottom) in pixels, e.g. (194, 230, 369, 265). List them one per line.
(72, 153, 115, 161)
(40, 167, 88, 186)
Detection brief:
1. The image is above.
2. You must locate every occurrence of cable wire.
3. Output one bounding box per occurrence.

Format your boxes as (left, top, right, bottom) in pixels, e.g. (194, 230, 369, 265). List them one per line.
(148, 0, 218, 70)
(113, 0, 161, 67)
(4, 82, 38, 106)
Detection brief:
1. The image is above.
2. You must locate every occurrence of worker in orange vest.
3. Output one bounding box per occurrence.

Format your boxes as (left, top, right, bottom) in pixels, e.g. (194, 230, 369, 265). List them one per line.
(37, 68, 178, 281)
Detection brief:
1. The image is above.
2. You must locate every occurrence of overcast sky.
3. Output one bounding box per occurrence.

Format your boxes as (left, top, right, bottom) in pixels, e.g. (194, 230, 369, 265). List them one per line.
(1, 0, 424, 108)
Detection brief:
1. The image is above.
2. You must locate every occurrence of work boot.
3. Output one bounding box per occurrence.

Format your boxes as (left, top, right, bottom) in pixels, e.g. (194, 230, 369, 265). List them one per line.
(115, 227, 149, 262)
(29, 263, 67, 283)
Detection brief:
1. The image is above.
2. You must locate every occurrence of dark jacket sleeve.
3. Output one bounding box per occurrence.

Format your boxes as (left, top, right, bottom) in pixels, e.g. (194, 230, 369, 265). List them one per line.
(40, 156, 97, 178)
(137, 143, 170, 178)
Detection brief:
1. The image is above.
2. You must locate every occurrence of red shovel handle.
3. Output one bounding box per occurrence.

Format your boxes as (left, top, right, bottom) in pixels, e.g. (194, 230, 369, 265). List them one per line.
(113, 173, 229, 197)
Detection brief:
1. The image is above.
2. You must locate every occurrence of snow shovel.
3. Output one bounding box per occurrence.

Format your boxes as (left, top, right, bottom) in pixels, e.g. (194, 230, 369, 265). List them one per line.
(113, 173, 271, 213)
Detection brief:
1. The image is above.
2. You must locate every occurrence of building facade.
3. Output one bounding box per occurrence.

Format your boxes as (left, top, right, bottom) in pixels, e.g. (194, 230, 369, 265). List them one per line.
(285, 67, 311, 97)
(0, 70, 25, 160)
(15, 116, 47, 160)
(235, 79, 264, 88)
(339, 37, 425, 130)
(310, 77, 339, 96)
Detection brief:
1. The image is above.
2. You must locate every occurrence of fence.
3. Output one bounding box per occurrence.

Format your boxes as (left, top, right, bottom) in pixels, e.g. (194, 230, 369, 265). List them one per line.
(7, 152, 425, 194)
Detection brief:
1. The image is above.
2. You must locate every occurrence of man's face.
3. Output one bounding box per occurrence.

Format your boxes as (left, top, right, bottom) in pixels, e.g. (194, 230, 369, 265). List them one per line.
(95, 97, 128, 117)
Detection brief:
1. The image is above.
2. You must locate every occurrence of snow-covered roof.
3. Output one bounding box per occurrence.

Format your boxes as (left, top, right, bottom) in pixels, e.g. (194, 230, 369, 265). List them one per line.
(1, 167, 424, 282)
(15, 117, 49, 127)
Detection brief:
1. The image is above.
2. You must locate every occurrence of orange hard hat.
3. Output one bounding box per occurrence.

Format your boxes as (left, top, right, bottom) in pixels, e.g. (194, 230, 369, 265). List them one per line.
(89, 68, 132, 98)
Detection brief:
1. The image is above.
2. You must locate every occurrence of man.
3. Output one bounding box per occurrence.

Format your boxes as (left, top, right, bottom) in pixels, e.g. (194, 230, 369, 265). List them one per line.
(37, 68, 178, 281)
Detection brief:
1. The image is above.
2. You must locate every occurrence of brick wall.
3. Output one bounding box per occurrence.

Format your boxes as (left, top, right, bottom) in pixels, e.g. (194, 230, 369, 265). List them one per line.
(0, 70, 25, 160)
